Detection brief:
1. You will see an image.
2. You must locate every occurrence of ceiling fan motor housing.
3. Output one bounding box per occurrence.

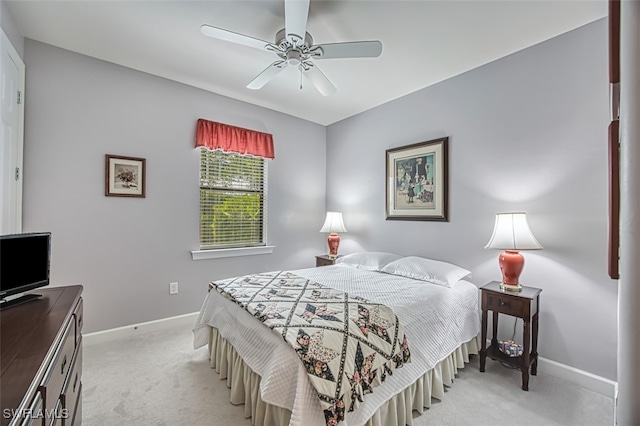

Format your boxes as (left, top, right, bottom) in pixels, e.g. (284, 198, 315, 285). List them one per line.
(275, 28, 313, 49)
(273, 28, 319, 66)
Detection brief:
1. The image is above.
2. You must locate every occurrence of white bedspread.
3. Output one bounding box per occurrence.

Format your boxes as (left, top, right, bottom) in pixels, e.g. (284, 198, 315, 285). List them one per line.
(193, 264, 480, 426)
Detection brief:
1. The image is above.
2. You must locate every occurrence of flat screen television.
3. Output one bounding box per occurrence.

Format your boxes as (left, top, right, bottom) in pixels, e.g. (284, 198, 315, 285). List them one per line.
(0, 232, 51, 310)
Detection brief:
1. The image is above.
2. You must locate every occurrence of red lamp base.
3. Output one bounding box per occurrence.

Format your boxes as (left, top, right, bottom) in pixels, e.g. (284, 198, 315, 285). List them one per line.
(327, 232, 340, 258)
(498, 250, 524, 291)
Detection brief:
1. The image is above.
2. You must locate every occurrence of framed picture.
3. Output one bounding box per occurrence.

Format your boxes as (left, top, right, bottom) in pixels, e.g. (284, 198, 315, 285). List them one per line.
(386, 137, 448, 221)
(105, 154, 146, 198)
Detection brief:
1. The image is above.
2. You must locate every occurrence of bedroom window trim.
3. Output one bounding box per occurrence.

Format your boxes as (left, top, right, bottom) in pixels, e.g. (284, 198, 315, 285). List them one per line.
(191, 245, 275, 261)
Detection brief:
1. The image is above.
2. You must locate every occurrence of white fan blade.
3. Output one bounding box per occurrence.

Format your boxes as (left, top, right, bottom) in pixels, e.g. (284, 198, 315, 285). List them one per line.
(285, 0, 310, 44)
(247, 62, 287, 90)
(313, 41, 383, 59)
(200, 24, 269, 51)
(302, 65, 337, 96)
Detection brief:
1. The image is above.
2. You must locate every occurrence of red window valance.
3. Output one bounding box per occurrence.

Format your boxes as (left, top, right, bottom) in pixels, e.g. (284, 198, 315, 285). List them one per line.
(195, 119, 275, 159)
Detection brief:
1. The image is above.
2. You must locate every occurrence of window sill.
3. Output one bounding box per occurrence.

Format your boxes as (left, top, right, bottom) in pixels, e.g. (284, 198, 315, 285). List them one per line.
(191, 245, 275, 260)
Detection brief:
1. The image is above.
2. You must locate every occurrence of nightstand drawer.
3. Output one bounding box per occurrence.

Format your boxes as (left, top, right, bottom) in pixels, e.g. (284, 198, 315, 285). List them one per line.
(486, 293, 525, 317)
(315, 255, 341, 267)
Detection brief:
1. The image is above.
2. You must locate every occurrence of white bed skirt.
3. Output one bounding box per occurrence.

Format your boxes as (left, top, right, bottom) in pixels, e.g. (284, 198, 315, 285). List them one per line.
(206, 326, 479, 426)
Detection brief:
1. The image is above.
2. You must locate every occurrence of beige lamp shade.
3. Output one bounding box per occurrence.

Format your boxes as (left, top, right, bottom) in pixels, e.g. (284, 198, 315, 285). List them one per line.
(319, 212, 348, 233)
(485, 212, 542, 250)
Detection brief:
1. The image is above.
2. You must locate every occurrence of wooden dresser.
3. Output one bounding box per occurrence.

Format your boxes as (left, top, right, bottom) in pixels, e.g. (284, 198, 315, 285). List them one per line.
(1, 286, 84, 426)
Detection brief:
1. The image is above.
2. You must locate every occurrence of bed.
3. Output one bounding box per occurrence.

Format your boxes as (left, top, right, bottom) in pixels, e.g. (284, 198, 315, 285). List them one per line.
(193, 252, 481, 426)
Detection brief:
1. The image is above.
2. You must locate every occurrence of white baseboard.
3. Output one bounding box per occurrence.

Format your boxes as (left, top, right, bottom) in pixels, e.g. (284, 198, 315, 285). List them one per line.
(482, 338, 616, 399)
(83, 311, 199, 347)
(537, 356, 617, 400)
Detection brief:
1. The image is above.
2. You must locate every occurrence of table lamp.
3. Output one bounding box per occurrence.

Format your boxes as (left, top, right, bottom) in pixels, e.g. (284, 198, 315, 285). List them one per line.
(484, 212, 542, 291)
(320, 212, 347, 258)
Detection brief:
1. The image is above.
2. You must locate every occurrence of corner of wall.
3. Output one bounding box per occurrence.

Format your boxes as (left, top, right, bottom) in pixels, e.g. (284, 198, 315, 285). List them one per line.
(1, 0, 25, 58)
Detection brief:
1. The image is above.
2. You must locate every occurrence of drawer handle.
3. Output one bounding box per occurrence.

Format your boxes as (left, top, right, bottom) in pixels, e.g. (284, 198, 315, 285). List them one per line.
(499, 301, 509, 308)
(61, 355, 67, 374)
(73, 372, 79, 393)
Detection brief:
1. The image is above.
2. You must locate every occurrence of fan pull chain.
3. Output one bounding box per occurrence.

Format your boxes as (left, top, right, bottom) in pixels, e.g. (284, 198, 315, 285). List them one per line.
(299, 67, 303, 90)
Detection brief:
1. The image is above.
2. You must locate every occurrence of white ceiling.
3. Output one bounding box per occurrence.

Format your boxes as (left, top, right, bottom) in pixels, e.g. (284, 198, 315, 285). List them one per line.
(6, 1, 607, 126)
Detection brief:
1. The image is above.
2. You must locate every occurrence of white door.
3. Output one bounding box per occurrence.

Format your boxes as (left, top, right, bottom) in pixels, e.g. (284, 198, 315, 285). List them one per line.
(1, 29, 25, 235)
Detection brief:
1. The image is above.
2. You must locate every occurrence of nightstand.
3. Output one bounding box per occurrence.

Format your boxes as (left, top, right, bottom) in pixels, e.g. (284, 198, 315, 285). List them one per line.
(479, 281, 542, 391)
(315, 255, 341, 267)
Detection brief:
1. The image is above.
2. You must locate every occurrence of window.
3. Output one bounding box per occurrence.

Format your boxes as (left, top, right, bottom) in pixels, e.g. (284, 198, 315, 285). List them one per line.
(199, 148, 267, 250)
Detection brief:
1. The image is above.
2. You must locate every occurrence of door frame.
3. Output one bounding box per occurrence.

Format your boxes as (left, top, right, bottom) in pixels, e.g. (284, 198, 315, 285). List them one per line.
(1, 27, 25, 234)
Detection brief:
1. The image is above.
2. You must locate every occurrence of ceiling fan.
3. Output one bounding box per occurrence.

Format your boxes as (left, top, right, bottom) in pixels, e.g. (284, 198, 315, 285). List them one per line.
(200, 0, 382, 96)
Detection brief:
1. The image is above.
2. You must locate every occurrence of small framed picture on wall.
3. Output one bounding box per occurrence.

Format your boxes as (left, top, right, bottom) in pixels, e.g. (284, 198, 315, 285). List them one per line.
(105, 154, 146, 198)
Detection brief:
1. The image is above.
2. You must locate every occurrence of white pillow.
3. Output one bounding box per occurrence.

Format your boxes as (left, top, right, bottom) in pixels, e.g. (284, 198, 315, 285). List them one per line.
(380, 256, 471, 287)
(335, 252, 403, 271)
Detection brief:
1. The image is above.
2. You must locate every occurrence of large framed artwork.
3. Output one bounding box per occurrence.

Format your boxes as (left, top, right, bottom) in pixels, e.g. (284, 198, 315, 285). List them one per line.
(386, 137, 448, 221)
(105, 154, 146, 198)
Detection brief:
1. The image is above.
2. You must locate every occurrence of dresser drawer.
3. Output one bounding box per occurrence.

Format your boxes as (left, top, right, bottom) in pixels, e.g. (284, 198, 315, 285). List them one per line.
(486, 293, 525, 317)
(60, 343, 82, 426)
(70, 389, 81, 426)
(73, 299, 83, 345)
(49, 400, 62, 426)
(19, 391, 43, 426)
(40, 320, 75, 416)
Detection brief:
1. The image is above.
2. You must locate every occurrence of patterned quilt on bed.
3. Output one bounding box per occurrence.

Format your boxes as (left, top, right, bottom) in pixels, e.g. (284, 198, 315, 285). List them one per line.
(210, 270, 411, 425)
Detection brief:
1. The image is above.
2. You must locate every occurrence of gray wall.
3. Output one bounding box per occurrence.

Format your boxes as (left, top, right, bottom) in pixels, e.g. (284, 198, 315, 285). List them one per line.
(326, 19, 617, 380)
(20, 39, 327, 334)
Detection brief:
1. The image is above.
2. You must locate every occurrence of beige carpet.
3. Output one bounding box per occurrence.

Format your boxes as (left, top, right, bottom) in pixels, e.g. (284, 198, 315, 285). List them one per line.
(82, 324, 614, 426)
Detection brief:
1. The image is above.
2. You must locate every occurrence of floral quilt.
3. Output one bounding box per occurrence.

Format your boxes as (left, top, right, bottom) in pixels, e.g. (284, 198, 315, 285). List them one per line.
(210, 270, 411, 425)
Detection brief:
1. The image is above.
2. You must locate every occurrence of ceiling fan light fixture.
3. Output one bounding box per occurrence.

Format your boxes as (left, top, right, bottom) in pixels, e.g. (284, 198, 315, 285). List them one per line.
(287, 51, 302, 66)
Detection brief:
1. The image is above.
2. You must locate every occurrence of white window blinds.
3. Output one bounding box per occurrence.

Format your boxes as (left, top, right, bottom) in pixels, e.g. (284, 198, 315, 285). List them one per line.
(199, 148, 267, 249)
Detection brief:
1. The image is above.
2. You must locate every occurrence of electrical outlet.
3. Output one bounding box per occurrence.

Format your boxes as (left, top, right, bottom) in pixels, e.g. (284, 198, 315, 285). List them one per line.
(169, 282, 179, 295)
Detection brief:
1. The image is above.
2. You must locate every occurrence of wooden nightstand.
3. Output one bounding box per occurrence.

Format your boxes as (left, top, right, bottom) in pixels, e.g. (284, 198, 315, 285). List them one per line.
(479, 281, 542, 391)
(315, 255, 341, 267)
